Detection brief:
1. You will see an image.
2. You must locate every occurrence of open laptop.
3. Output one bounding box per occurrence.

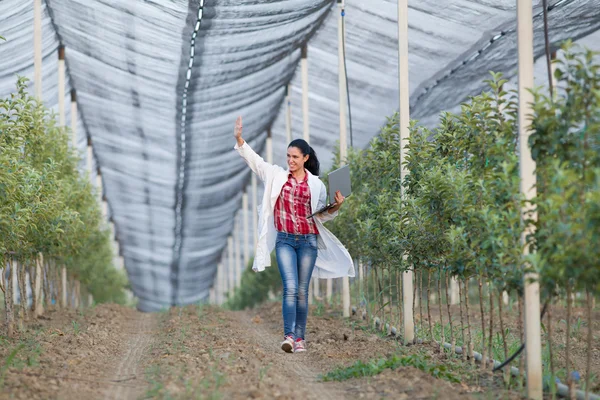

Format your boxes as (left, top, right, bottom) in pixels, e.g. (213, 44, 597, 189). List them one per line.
(308, 164, 352, 218)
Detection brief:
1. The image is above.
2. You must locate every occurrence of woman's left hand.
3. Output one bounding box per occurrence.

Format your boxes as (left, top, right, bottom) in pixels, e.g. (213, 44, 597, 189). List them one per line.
(329, 190, 345, 213)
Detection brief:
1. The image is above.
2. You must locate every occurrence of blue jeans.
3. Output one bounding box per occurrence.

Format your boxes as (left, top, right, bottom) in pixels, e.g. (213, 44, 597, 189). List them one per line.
(275, 232, 318, 340)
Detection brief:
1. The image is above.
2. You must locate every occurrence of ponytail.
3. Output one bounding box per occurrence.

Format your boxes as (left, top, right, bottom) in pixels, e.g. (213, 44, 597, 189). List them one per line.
(288, 139, 320, 176)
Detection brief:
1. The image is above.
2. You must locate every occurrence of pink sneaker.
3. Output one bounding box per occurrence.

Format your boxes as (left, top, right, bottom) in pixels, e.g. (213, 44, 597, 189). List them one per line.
(281, 335, 294, 353)
(294, 338, 306, 353)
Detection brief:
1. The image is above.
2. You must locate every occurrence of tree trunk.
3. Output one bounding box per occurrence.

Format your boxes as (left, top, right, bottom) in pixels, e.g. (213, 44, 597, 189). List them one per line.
(427, 270, 433, 341)
(365, 262, 370, 326)
(18, 259, 27, 329)
(43, 260, 51, 308)
(498, 291, 509, 386)
(518, 295, 525, 389)
(437, 268, 445, 353)
(397, 266, 402, 332)
(4, 257, 15, 338)
(548, 303, 556, 398)
(585, 291, 592, 400)
(488, 282, 494, 370)
(445, 273, 455, 355)
(567, 284, 574, 400)
(478, 277, 486, 371)
(464, 279, 474, 365)
(459, 278, 466, 361)
(419, 269, 424, 336)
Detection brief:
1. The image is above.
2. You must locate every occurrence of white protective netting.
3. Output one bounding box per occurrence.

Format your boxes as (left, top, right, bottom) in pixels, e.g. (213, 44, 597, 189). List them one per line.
(1, 0, 599, 311)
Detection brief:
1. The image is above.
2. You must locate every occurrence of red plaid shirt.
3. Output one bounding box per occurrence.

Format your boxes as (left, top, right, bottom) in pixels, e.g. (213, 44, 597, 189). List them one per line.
(274, 172, 319, 235)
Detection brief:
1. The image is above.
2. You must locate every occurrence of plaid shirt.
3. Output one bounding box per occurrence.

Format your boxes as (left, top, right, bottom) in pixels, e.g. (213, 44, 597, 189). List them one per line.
(274, 172, 319, 235)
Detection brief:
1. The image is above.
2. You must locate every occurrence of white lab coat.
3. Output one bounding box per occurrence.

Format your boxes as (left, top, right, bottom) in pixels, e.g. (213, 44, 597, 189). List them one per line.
(235, 141, 355, 279)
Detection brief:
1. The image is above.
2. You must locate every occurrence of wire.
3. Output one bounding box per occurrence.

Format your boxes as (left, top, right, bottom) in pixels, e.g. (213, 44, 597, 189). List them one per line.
(340, 7, 353, 148)
(493, 300, 549, 372)
(542, 0, 554, 99)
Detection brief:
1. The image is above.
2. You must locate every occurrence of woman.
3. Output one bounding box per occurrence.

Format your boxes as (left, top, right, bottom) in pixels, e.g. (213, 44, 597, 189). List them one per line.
(233, 116, 355, 354)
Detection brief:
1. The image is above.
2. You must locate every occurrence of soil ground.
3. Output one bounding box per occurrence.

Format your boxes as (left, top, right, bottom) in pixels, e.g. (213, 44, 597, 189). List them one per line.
(0, 299, 597, 400)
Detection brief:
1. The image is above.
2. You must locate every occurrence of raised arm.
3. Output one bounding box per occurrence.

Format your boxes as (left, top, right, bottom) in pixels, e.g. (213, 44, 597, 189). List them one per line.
(233, 116, 277, 182)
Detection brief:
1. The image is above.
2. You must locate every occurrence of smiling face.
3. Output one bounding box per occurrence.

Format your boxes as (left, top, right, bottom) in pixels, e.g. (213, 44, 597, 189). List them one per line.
(287, 146, 309, 173)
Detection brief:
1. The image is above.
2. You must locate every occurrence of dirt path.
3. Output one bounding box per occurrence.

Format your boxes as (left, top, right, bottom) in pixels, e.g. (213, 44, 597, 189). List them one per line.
(237, 311, 344, 400)
(102, 311, 157, 400)
(1, 302, 525, 399)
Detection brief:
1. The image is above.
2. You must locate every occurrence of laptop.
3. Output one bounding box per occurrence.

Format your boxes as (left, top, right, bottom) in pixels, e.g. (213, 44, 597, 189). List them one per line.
(308, 164, 352, 218)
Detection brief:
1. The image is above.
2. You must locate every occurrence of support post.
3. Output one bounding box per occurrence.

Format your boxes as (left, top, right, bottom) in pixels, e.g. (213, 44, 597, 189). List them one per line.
(227, 236, 235, 297)
(266, 128, 273, 164)
(58, 46, 66, 126)
(398, 0, 414, 345)
(34, 253, 44, 316)
(71, 90, 78, 148)
(517, 0, 542, 397)
(338, 0, 351, 319)
(234, 215, 242, 288)
(251, 174, 258, 252)
(61, 266, 67, 308)
(300, 44, 315, 305)
(243, 191, 250, 270)
(33, 0, 42, 100)
(301, 45, 309, 142)
(285, 84, 292, 144)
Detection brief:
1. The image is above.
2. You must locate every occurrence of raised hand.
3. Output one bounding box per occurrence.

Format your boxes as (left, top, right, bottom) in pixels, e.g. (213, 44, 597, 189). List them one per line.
(234, 116, 243, 139)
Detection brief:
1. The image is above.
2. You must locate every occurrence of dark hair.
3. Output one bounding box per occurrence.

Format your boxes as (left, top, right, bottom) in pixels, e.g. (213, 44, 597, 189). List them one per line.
(288, 139, 320, 176)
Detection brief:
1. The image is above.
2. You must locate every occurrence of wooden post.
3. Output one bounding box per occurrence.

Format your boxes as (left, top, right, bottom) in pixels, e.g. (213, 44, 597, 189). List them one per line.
(251, 174, 258, 251)
(227, 236, 234, 297)
(61, 266, 67, 308)
(266, 128, 273, 164)
(86, 138, 94, 181)
(338, 0, 351, 318)
(209, 287, 216, 304)
(33, 0, 42, 100)
(301, 45, 309, 142)
(96, 169, 103, 205)
(285, 84, 292, 144)
(234, 215, 242, 288)
(87, 293, 94, 307)
(34, 253, 44, 316)
(450, 277, 460, 305)
(300, 46, 316, 306)
(58, 46, 66, 126)
(71, 90, 78, 148)
(398, 0, 415, 345)
(243, 191, 250, 269)
(517, 0, 542, 397)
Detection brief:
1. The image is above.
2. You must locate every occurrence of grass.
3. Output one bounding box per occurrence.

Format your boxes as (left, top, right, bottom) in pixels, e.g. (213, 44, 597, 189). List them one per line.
(321, 350, 461, 383)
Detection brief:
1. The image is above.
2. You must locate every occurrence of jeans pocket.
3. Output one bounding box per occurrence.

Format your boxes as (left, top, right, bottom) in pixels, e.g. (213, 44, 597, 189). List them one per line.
(307, 236, 318, 250)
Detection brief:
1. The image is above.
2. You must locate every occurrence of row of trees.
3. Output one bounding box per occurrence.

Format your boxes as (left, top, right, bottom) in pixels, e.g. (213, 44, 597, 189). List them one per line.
(328, 43, 599, 396)
(1, 78, 128, 336)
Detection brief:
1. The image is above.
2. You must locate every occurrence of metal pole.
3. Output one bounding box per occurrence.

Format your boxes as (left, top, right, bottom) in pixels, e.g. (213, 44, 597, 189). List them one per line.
(338, 0, 351, 318)
(251, 174, 258, 252)
(301, 45, 309, 142)
(398, 0, 414, 345)
(243, 191, 250, 270)
(234, 215, 242, 288)
(58, 46, 66, 126)
(33, 0, 42, 100)
(517, 0, 542, 397)
(71, 90, 78, 148)
(266, 128, 273, 164)
(285, 84, 292, 144)
(300, 45, 315, 305)
(86, 138, 93, 182)
(228, 236, 234, 297)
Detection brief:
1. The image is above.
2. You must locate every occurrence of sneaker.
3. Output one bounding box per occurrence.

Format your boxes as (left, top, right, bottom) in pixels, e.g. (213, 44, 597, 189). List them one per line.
(294, 338, 306, 353)
(281, 335, 294, 353)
